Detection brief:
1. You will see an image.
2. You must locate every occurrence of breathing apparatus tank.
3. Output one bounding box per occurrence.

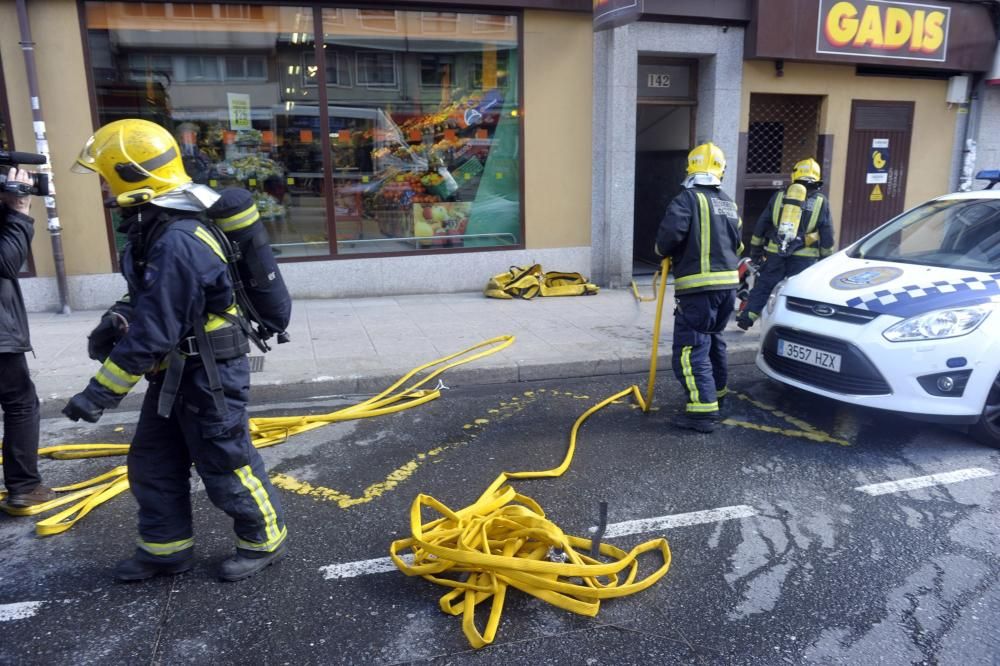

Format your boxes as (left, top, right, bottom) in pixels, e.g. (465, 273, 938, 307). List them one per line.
(776, 183, 808, 256)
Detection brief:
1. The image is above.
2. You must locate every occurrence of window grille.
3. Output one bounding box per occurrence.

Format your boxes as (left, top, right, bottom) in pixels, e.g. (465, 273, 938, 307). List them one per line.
(746, 94, 822, 176)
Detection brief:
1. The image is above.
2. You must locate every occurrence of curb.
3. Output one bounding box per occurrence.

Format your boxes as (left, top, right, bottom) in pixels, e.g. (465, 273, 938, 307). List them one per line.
(37, 340, 762, 415)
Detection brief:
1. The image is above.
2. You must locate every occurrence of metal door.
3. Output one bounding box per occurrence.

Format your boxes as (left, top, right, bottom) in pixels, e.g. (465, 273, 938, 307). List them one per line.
(841, 101, 913, 245)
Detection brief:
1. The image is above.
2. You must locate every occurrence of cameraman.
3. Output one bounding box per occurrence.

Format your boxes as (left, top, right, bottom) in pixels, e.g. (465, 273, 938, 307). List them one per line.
(0, 167, 54, 508)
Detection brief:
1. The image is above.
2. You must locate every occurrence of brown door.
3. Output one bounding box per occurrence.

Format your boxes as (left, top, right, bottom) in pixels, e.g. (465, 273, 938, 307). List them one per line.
(841, 101, 913, 245)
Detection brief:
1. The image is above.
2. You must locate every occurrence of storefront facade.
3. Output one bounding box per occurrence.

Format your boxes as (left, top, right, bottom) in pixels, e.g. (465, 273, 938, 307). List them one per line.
(592, 0, 998, 286)
(0, 0, 593, 310)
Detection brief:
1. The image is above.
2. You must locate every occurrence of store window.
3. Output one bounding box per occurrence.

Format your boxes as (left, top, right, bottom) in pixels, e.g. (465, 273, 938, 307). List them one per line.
(324, 8, 521, 254)
(83, 3, 522, 258)
(85, 3, 327, 258)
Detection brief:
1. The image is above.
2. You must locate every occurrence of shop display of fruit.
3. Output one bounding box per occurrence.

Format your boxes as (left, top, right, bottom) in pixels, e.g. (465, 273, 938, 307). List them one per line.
(252, 192, 285, 219)
(229, 155, 283, 181)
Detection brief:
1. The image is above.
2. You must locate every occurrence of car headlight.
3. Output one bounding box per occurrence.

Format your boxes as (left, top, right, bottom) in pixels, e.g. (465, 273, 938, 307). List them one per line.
(882, 304, 993, 342)
(766, 279, 788, 315)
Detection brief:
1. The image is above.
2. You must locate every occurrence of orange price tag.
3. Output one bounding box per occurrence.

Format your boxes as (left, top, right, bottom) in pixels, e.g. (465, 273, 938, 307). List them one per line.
(408, 129, 422, 141)
(223, 131, 236, 145)
(262, 131, 274, 144)
(300, 129, 313, 143)
(338, 131, 352, 144)
(475, 129, 488, 140)
(444, 129, 457, 141)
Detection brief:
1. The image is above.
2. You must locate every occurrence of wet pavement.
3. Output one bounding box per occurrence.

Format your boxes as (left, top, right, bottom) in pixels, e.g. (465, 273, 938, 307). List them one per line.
(1, 364, 998, 665)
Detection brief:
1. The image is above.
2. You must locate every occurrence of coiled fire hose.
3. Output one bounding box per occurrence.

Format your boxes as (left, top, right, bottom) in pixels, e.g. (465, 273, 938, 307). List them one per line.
(389, 260, 674, 648)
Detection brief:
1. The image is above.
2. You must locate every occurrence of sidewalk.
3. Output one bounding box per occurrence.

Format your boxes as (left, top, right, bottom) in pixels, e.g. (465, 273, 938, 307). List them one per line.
(25, 287, 763, 404)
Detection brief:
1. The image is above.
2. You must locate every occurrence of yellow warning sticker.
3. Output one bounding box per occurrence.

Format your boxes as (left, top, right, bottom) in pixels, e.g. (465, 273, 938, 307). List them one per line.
(870, 184, 883, 201)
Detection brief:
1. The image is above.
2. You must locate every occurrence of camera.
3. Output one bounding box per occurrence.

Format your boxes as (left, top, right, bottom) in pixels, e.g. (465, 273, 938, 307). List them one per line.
(0, 150, 50, 197)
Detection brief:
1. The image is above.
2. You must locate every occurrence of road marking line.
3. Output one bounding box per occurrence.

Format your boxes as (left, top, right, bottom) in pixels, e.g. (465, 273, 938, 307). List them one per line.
(855, 468, 996, 496)
(319, 504, 757, 581)
(0, 601, 45, 622)
(597, 505, 758, 539)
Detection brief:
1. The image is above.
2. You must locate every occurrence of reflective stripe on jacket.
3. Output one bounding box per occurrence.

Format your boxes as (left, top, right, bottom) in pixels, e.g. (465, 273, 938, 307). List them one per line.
(654, 186, 743, 294)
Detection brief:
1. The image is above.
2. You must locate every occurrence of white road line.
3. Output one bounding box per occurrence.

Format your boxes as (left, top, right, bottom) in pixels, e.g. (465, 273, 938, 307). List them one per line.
(598, 505, 758, 539)
(855, 468, 996, 496)
(321, 554, 413, 580)
(319, 504, 757, 581)
(0, 601, 45, 622)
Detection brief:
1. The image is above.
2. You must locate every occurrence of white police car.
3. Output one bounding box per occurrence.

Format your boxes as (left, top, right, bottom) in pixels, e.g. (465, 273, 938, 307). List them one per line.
(755, 174, 1000, 447)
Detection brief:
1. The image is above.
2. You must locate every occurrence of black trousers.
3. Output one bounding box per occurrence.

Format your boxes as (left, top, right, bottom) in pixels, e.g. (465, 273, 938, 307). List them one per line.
(672, 290, 736, 415)
(128, 355, 287, 561)
(0, 352, 41, 494)
(745, 253, 815, 316)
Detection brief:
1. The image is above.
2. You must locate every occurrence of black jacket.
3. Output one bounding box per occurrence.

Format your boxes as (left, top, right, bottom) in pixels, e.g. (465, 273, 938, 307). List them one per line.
(0, 206, 33, 353)
(655, 185, 743, 294)
(84, 207, 238, 407)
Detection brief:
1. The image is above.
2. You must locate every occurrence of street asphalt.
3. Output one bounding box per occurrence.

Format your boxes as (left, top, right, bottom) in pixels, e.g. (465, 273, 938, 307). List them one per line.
(1, 363, 998, 665)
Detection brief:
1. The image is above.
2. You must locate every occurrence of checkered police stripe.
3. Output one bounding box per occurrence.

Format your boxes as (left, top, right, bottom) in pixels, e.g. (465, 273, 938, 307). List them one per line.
(845, 273, 1000, 311)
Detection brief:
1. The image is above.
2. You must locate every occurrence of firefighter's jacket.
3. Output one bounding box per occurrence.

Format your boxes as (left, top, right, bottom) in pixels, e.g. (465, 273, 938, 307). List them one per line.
(750, 188, 835, 258)
(655, 185, 744, 294)
(84, 208, 237, 407)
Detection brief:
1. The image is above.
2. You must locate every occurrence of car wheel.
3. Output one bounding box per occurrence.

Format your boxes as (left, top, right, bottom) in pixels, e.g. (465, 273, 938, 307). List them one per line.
(970, 371, 1000, 448)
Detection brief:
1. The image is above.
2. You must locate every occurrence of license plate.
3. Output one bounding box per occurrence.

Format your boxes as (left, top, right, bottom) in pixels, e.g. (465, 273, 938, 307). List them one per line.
(777, 339, 842, 372)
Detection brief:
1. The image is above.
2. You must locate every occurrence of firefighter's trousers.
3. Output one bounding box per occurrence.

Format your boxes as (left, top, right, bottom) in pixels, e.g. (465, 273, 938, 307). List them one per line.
(127, 356, 287, 562)
(745, 252, 815, 316)
(671, 289, 736, 415)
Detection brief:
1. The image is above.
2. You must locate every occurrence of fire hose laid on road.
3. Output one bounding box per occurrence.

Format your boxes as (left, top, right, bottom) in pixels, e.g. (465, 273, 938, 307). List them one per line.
(0, 260, 676, 650)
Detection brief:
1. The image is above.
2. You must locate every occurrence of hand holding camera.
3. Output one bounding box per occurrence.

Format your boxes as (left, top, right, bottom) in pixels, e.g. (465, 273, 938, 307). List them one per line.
(0, 150, 50, 215)
(2, 168, 34, 215)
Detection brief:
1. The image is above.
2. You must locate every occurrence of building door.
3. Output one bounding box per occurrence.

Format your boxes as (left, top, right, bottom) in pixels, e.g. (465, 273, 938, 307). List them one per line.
(633, 59, 696, 275)
(841, 101, 913, 245)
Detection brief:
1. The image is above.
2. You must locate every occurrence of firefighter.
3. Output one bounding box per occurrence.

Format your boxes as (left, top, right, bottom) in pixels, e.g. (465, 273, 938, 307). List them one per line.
(63, 119, 288, 582)
(655, 142, 743, 433)
(737, 158, 835, 330)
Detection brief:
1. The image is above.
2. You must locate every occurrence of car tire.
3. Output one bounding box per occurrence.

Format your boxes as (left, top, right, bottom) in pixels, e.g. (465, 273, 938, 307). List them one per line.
(969, 371, 1000, 448)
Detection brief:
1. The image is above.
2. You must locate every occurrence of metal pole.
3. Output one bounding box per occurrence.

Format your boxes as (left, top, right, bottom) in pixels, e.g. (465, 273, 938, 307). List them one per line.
(15, 0, 71, 314)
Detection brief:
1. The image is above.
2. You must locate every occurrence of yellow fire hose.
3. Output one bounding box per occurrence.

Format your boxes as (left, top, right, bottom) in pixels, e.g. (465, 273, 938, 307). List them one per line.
(0, 336, 515, 534)
(389, 260, 673, 648)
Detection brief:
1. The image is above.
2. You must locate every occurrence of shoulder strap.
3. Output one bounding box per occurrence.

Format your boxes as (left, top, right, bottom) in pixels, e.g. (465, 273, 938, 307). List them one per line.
(771, 192, 784, 225)
(806, 194, 825, 233)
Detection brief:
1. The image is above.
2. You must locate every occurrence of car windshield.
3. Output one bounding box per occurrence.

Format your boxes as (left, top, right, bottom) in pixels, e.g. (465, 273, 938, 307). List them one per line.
(850, 198, 1000, 272)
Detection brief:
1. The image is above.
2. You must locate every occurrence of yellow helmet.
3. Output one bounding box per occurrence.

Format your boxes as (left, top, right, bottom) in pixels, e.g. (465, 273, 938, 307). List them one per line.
(73, 119, 191, 206)
(686, 142, 726, 180)
(792, 158, 821, 184)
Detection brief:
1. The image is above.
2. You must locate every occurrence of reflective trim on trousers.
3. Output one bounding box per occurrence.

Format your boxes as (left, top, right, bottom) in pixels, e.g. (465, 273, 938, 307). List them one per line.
(137, 536, 194, 556)
(234, 465, 283, 547)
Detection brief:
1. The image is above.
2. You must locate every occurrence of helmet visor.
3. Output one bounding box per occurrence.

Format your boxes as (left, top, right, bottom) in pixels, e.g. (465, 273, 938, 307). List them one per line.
(72, 135, 98, 174)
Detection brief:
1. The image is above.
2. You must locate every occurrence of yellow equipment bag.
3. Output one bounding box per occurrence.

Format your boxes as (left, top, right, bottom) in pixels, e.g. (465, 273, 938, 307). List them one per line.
(539, 271, 599, 297)
(485, 265, 598, 299)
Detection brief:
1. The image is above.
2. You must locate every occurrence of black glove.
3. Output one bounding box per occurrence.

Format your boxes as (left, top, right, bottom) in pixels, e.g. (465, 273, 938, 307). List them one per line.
(63, 391, 105, 423)
(750, 249, 764, 266)
(87, 305, 131, 361)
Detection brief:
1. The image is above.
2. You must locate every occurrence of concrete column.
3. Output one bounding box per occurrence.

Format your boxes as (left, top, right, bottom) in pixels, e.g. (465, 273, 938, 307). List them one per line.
(591, 21, 745, 287)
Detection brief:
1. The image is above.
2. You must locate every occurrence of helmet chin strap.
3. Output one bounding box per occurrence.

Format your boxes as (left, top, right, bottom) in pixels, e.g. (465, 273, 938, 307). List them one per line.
(115, 188, 156, 207)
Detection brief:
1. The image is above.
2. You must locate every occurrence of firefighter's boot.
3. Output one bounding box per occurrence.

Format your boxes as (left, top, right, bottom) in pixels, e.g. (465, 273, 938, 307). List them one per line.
(115, 548, 194, 582)
(218, 543, 287, 582)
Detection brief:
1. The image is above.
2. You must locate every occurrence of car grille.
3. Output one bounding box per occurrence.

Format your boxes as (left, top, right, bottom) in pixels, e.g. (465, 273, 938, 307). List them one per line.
(763, 327, 892, 395)
(785, 297, 880, 324)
